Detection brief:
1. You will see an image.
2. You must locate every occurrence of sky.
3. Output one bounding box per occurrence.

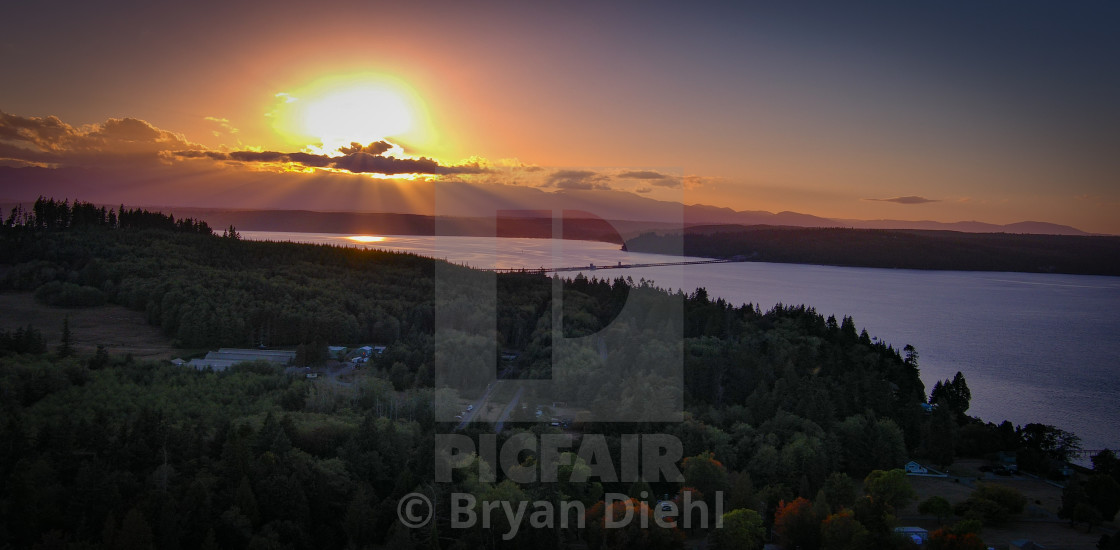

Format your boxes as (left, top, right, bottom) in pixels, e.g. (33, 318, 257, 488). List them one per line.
(1, 0, 1118, 233)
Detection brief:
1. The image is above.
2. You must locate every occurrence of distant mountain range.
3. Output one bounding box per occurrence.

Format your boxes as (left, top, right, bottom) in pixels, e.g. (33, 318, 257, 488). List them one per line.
(676, 202, 1089, 236)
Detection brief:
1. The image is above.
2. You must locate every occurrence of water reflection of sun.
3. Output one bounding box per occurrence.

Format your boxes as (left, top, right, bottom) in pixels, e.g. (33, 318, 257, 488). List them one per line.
(347, 235, 386, 243)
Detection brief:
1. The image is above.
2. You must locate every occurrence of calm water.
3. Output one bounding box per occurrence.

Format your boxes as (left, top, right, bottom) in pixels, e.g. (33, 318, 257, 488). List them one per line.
(243, 231, 1120, 451)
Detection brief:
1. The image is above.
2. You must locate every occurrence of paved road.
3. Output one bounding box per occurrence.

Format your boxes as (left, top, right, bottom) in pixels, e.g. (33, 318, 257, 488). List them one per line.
(454, 383, 496, 430)
(493, 387, 524, 433)
(454, 366, 515, 430)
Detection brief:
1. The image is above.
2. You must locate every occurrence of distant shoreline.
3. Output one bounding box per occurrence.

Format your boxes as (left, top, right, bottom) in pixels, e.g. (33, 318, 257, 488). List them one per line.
(21, 203, 1110, 276)
(623, 225, 1120, 277)
(201, 206, 1120, 276)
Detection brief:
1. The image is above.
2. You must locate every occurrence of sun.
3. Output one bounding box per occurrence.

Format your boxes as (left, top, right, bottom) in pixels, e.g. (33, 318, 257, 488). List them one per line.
(270, 74, 432, 154)
(303, 86, 412, 151)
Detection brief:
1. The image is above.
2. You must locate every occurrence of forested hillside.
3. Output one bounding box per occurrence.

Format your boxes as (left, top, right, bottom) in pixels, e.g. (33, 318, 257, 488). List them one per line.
(0, 199, 1106, 549)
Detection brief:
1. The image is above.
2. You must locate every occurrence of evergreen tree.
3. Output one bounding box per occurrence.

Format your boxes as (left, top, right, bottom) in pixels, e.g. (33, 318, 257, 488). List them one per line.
(57, 317, 74, 358)
(930, 371, 971, 417)
(89, 344, 110, 369)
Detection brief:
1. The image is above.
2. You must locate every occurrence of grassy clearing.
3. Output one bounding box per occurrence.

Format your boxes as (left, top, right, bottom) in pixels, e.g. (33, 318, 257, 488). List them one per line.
(901, 459, 1115, 549)
(0, 292, 176, 359)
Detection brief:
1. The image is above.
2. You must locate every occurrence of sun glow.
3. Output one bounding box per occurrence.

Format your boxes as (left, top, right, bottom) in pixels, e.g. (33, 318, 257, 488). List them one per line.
(303, 87, 411, 151)
(270, 74, 433, 154)
(347, 235, 386, 243)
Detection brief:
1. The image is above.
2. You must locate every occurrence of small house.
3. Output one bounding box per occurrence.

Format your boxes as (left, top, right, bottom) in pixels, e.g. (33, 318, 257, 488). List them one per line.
(893, 527, 928, 545)
(358, 346, 373, 357)
(904, 461, 928, 475)
(998, 451, 1019, 472)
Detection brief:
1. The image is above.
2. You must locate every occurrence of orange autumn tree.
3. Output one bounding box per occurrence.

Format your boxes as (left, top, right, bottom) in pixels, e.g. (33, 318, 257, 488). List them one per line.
(819, 508, 870, 550)
(773, 497, 822, 549)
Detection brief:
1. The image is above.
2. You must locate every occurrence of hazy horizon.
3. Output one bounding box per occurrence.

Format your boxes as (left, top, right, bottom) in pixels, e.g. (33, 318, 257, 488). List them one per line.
(0, 177, 1104, 237)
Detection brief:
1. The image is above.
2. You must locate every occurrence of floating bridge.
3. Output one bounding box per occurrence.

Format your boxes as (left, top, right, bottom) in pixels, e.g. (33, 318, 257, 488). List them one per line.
(491, 257, 744, 274)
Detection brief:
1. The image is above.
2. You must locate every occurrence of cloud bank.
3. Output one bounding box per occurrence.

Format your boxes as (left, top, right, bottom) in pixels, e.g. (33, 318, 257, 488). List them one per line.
(0, 111, 486, 177)
(0, 111, 197, 165)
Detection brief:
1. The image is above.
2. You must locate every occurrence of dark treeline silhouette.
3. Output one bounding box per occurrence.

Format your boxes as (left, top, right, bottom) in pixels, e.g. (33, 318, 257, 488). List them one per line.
(625, 225, 1120, 276)
(5, 196, 212, 234)
(0, 202, 1109, 549)
(155, 207, 630, 244)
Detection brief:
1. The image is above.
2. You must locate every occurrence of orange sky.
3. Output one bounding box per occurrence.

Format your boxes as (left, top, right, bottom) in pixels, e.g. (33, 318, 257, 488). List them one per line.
(1, 1, 1118, 233)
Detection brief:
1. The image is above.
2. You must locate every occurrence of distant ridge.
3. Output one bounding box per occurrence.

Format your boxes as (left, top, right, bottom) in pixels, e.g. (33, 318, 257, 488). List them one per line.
(677, 203, 1089, 235)
(152, 204, 1091, 238)
(829, 218, 1090, 236)
(624, 225, 1120, 276)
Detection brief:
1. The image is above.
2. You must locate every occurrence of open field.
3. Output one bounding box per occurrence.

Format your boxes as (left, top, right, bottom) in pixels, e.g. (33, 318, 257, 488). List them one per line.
(900, 459, 1117, 549)
(0, 292, 177, 360)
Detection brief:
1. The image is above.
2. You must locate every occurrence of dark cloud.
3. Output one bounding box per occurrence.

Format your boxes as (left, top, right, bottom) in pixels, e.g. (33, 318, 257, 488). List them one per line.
(170, 150, 225, 160)
(864, 195, 940, 204)
(286, 152, 334, 168)
(546, 169, 611, 190)
(229, 150, 289, 163)
(172, 148, 487, 176)
(616, 170, 668, 180)
(338, 141, 395, 156)
(615, 170, 681, 188)
(331, 152, 439, 174)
